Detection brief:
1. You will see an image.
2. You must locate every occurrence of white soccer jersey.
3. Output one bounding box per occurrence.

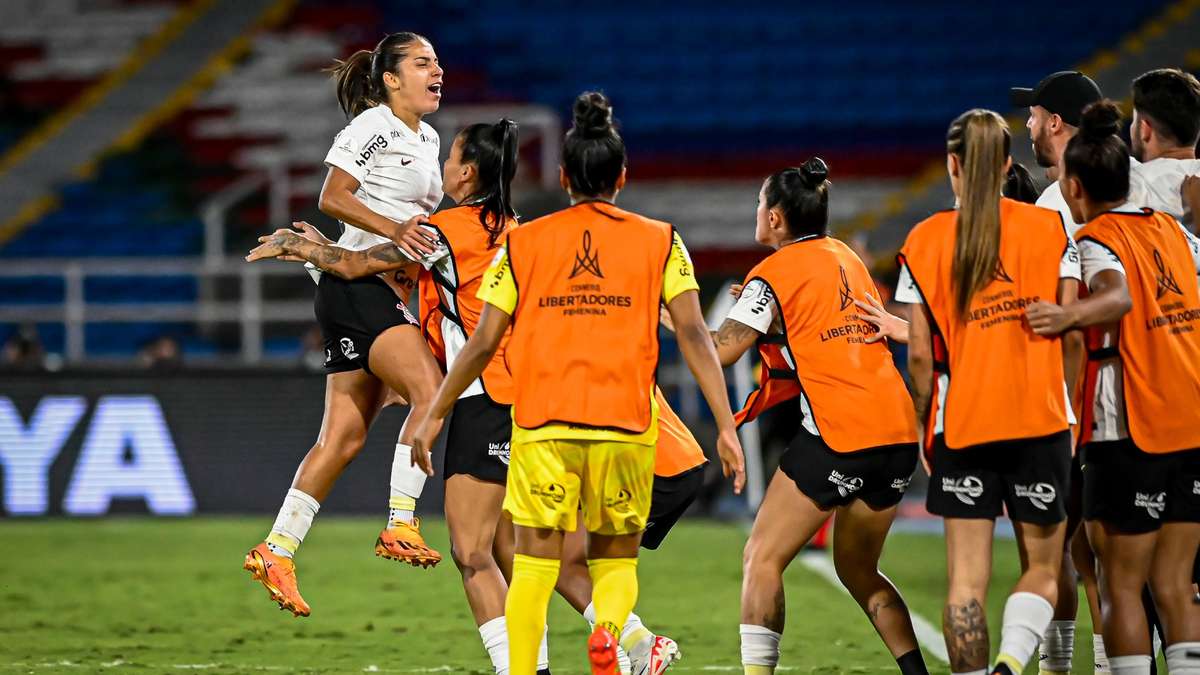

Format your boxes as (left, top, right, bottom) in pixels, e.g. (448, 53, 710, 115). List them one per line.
(1131, 156, 1200, 223)
(323, 104, 444, 251)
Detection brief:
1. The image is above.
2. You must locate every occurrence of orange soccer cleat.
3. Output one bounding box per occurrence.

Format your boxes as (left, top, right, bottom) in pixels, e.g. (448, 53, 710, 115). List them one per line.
(242, 543, 310, 617)
(374, 518, 442, 568)
(588, 626, 620, 675)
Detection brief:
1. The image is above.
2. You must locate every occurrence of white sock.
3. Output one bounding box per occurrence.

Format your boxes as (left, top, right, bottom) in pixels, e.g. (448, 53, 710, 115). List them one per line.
(537, 627, 549, 671)
(1094, 634, 1110, 672)
(996, 592, 1054, 670)
(1166, 642, 1200, 674)
(267, 488, 320, 558)
(479, 616, 508, 675)
(1039, 619, 1074, 672)
(388, 442, 427, 526)
(1108, 655, 1151, 675)
(740, 624, 781, 668)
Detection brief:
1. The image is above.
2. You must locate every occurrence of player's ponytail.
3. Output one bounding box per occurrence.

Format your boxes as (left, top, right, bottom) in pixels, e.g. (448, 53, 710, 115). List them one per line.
(459, 119, 520, 248)
(328, 32, 428, 118)
(1063, 100, 1129, 204)
(947, 109, 1010, 319)
(762, 157, 831, 239)
(562, 91, 626, 198)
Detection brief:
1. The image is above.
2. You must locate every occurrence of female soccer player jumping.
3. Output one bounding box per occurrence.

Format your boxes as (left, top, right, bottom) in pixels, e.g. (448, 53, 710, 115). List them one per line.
(241, 32, 449, 617)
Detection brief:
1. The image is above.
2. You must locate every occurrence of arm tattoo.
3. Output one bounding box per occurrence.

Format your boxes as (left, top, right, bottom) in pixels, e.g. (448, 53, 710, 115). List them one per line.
(944, 599, 988, 672)
(714, 318, 758, 347)
(366, 243, 408, 264)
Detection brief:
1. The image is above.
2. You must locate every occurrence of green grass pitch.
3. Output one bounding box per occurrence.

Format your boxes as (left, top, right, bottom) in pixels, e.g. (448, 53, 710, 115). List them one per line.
(0, 517, 1101, 673)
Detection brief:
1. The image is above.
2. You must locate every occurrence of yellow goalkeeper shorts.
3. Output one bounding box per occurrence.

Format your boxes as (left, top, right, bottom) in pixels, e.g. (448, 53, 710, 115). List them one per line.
(503, 438, 654, 535)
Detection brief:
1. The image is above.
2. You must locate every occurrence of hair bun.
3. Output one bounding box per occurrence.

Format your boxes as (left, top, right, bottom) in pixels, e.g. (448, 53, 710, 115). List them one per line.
(571, 91, 614, 139)
(799, 157, 829, 188)
(1079, 100, 1122, 142)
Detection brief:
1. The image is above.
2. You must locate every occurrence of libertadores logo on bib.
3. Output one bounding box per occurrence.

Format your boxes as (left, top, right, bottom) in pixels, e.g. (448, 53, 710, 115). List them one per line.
(1014, 482, 1057, 511)
(837, 266, 854, 311)
(942, 476, 985, 505)
(1135, 491, 1166, 519)
(1154, 249, 1183, 299)
(569, 230, 603, 279)
(827, 469, 863, 497)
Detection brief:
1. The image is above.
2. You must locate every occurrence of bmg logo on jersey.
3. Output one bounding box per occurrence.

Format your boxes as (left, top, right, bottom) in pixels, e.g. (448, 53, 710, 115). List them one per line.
(1013, 482, 1056, 511)
(942, 475, 984, 505)
(354, 134, 388, 167)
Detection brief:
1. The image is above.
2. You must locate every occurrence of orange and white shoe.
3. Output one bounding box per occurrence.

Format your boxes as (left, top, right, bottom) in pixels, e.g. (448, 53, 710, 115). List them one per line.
(630, 635, 682, 675)
(374, 518, 441, 568)
(242, 543, 310, 617)
(589, 626, 620, 675)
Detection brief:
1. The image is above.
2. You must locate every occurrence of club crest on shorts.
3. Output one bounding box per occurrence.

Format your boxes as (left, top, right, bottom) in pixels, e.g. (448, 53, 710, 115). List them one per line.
(942, 475, 984, 505)
(340, 337, 359, 360)
(1013, 482, 1056, 511)
(1135, 491, 1166, 519)
(827, 469, 863, 497)
(605, 488, 632, 508)
(530, 482, 566, 504)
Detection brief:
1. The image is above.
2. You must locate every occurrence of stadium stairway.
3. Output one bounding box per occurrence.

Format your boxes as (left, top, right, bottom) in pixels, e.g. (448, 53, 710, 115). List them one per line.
(859, 0, 1200, 256)
(0, 0, 283, 234)
(0, 0, 183, 155)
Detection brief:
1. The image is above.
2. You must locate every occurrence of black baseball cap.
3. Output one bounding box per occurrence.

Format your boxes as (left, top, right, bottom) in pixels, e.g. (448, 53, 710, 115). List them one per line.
(1010, 71, 1103, 127)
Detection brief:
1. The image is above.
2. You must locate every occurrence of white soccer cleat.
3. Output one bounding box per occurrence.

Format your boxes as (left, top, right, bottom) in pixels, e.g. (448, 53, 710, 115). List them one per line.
(628, 635, 681, 675)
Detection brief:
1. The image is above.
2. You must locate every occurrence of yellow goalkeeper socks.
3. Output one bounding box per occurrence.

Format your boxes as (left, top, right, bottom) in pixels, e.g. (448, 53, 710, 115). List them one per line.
(588, 557, 639, 641)
(506, 554, 560, 675)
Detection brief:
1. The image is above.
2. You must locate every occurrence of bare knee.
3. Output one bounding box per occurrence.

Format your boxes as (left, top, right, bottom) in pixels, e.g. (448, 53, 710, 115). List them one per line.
(743, 539, 786, 578)
(451, 541, 498, 577)
(314, 430, 367, 466)
(1150, 574, 1191, 609)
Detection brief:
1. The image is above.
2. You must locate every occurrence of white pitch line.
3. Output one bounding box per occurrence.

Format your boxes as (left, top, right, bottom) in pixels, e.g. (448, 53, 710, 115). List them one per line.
(798, 550, 949, 665)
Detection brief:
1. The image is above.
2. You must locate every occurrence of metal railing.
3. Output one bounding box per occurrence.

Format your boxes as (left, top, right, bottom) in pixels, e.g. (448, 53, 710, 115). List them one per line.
(0, 257, 312, 364)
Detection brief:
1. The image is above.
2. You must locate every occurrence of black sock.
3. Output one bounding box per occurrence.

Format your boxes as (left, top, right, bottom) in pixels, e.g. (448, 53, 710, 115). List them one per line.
(896, 649, 929, 675)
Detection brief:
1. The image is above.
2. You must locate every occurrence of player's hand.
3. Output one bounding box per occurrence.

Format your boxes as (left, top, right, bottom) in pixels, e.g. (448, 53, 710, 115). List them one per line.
(850, 295, 909, 344)
(920, 448, 932, 477)
(246, 228, 299, 262)
(728, 283, 744, 299)
(716, 427, 746, 495)
(658, 305, 676, 333)
(392, 215, 438, 260)
(1026, 300, 1074, 335)
(292, 220, 333, 246)
(410, 413, 443, 477)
